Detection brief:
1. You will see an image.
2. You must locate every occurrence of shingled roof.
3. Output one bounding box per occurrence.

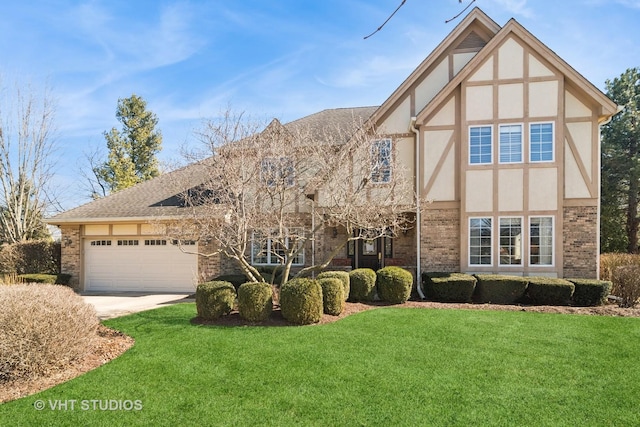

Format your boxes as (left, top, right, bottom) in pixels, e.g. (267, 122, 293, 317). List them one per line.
(48, 106, 378, 224)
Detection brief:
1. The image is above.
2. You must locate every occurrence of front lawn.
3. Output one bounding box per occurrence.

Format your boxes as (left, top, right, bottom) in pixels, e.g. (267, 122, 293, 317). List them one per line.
(1, 304, 639, 426)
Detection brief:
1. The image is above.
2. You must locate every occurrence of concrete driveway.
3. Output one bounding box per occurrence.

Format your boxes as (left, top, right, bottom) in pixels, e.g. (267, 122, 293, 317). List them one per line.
(81, 292, 194, 320)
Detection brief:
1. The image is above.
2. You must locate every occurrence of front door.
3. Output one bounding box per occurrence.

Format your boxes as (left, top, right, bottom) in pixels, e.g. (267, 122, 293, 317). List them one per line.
(354, 237, 382, 270)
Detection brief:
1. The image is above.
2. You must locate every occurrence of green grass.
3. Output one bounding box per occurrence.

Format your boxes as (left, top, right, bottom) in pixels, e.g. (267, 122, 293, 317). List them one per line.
(2, 304, 640, 426)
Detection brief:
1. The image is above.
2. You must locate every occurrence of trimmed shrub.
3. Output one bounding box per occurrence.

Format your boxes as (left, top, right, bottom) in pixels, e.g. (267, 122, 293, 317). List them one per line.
(318, 278, 345, 315)
(473, 274, 528, 304)
(238, 282, 273, 322)
(0, 284, 98, 382)
(376, 266, 413, 304)
(567, 279, 612, 307)
(18, 273, 72, 286)
(279, 278, 323, 325)
(349, 268, 377, 302)
(212, 274, 248, 290)
(526, 277, 575, 306)
(422, 273, 476, 303)
(317, 271, 350, 301)
(611, 265, 640, 308)
(196, 281, 236, 320)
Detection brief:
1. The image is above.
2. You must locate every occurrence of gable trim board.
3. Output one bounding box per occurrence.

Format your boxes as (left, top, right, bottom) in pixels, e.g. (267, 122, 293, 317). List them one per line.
(48, 8, 617, 291)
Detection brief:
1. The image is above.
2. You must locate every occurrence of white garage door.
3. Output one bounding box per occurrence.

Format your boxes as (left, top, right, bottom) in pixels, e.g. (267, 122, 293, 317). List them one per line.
(84, 238, 198, 292)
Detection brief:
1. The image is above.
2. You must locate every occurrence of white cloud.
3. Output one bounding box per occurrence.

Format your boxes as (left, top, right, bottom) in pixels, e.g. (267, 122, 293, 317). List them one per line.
(488, 0, 535, 18)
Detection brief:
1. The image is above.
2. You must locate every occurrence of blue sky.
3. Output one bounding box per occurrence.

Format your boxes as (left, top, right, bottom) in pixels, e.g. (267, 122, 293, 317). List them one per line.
(1, 0, 639, 210)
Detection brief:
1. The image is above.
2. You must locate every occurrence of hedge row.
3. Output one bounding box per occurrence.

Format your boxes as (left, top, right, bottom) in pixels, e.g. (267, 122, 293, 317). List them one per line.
(421, 273, 611, 307)
(197, 266, 417, 325)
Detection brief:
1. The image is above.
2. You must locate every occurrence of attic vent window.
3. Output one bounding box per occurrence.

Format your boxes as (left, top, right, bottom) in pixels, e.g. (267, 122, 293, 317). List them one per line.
(456, 31, 486, 50)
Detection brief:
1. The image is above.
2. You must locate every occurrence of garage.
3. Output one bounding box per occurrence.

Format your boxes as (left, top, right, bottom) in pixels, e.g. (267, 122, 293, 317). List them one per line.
(84, 238, 198, 292)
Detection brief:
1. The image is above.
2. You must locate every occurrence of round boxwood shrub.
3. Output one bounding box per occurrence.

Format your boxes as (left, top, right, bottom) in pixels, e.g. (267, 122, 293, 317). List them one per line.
(526, 277, 575, 306)
(473, 274, 529, 304)
(349, 268, 377, 302)
(279, 278, 323, 325)
(212, 274, 248, 290)
(568, 278, 612, 307)
(238, 282, 273, 321)
(318, 277, 345, 315)
(317, 271, 350, 301)
(422, 272, 477, 302)
(196, 281, 236, 320)
(376, 266, 413, 304)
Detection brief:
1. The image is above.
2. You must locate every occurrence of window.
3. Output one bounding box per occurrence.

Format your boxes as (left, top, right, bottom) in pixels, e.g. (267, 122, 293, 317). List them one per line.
(530, 123, 554, 162)
(469, 126, 492, 164)
(144, 239, 167, 246)
(530, 217, 553, 265)
(171, 240, 197, 246)
(371, 139, 392, 183)
(90, 240, 111, 246)
(499, 218, 522, 265)
(469, 217, 492, 265)
(251, 231, 304, 266)
(261, 157, 294, 187)
(117, 240, 139, 246)
(499, 124, 522, 163)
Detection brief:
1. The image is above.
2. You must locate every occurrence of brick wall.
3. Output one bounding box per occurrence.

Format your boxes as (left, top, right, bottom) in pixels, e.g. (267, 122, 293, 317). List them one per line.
(563, 205, 598, 279)
(421, 208, 460, 272)
(60, 225, 81, 290)
(198, 239, 222, 282)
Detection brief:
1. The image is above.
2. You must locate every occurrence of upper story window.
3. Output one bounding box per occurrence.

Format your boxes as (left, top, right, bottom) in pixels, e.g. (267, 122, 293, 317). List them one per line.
(469, 126, 492, 164)
(530, 123, 554, 162)
(261, 157, 294, 187)
(499, 124, 522, 163)
(371, 139, 392, 183)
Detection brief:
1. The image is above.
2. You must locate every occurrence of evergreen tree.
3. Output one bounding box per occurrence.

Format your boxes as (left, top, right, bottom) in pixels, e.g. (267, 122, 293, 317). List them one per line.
(601, 68, 640, 253)
(94, 94, 162, 195)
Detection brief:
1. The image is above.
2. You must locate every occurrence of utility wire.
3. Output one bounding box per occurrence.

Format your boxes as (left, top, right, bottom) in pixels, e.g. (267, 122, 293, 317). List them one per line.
(364, 0, 476, 40)
(364, 0, 406, 39)
(445, 0, 476, 23)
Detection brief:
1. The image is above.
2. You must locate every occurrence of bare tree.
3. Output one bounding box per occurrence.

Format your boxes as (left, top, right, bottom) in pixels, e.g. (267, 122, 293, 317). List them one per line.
(164, 110, 415, 285)
(0, 79, 57, 243)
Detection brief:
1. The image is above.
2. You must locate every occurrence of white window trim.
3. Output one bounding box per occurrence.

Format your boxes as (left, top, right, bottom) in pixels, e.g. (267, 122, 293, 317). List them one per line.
(468, 217, 493, 267)
(370, 138, 393, 184)
(498, 123, 524, 165)
(498, 216, 524, 267)
(528, 216, 555, 268)
(529, 121, 555, 163)
(468, 125, 493, 165)
(251, 231, 305, 266)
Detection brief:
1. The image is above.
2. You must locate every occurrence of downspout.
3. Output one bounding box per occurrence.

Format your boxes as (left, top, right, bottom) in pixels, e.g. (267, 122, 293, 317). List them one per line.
(310, 196, 316, 279)
(411, 117, 425, 299)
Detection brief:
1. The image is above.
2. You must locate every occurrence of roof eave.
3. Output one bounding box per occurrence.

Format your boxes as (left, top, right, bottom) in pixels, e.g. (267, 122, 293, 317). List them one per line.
(45, 214, 191, 226)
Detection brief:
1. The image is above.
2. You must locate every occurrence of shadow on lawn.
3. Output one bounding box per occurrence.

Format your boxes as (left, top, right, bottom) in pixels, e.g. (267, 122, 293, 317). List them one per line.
(190, 301, 387, 328)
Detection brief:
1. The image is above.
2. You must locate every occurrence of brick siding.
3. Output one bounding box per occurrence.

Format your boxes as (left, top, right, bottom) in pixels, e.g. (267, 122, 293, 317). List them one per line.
(60, 225, 81, 290)
(563, 205, 598, 279)
(421, 208, 460, 272)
